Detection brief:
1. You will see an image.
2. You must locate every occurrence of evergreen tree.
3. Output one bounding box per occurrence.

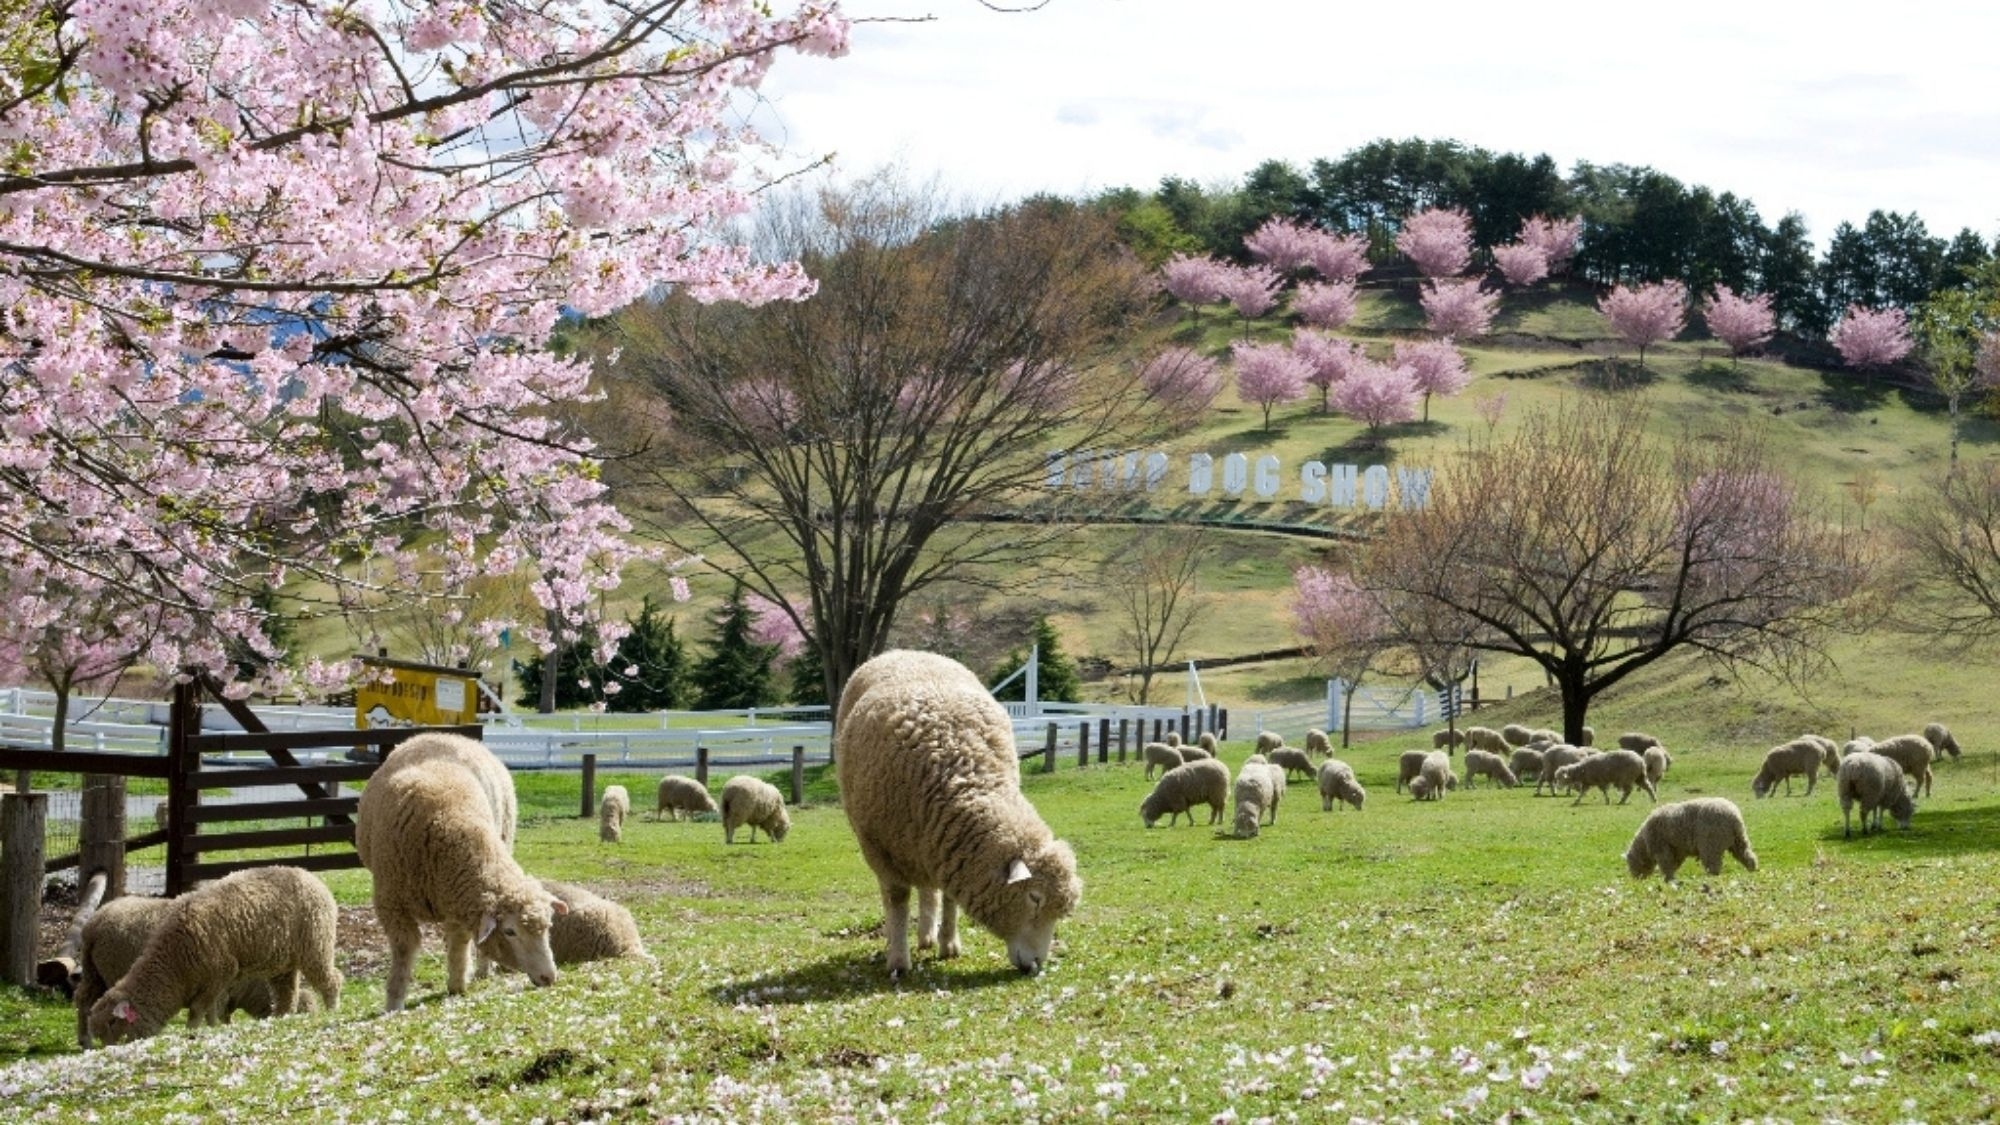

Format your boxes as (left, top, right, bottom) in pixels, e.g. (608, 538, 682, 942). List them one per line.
(787, 640, 828, 707)
(691, 582, 780, 710)
(605, 595, 691, 712)
(513, 632, 602, 711)
(989, 617, 1081, 703)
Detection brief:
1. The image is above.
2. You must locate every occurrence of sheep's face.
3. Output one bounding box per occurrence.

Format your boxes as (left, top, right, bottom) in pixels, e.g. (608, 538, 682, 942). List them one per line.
(768, 809, 791, 843)
(1888, 791, 1915, 830)
(477, 890, 568, 988)
(88, 991, 158, 1045)
(1624, 842, 1655, 879)
(992, 841, 1081, 976)
(1751, 774, 1772, 799)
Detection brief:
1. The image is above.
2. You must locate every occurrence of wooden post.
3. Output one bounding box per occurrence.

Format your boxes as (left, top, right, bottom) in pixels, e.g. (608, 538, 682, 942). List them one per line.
(580, 754, 597, 819)
(1179, 711, 1191, 744)
(80, 773, 127, 902)
(1118, 719, 1130, 763)
(1151, 719, 1162, 743)
(1, 791, 48, 985)
(1077, 722, 1090, 769)
(696, 746, 710, 790)
(165, 679, 201, 897)
(1193, 709, 1205, 738)
(1042, 722, 1057, 773)
(1097, 719, 1111, 764)
(1218, 708, 1229, 740)
(1208, 704, 1219, 736)
(791, 746, 806, 806)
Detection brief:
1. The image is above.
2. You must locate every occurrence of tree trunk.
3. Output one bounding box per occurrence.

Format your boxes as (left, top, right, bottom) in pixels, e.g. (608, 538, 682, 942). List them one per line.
(1341, 677, 1357, 749)
(1558, 666, 1593, 747)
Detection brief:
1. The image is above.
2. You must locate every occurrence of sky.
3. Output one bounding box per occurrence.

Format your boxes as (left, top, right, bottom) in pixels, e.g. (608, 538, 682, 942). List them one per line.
(750, 0, 2000, 248)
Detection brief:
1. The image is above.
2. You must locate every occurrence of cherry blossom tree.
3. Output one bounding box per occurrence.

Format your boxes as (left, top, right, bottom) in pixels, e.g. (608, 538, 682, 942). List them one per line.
(1331, 361, 1420, 432)
(1232, 342, 1310, 431)
(1519, 215, 1584, 275)
(1421, 280, 1501, 338)
(0, 1, 851, 690)
(1292, 330, 1365, 413)
(1292, 280, 1359, 329)
(1220, 263, 1285, 335)
(1244, 217, 1318, 273)
(0, 581, 148, 764)
(1159, 253, 1233, 319)
(1394, 339, 1471, 422)
(1701, 286, 1777, 362)
(1829, 305, 1915, 369)
(746, 592, 808, 672)
(1139, 347, 1225, 426)
(1599, 281, 1688, 366)
(1396, 208, 1474, 279)
(1472, 389, 1509, 435)
(1291, 566, 1391, 747)
(1491, 243, 1550, 288)
(1305, 230, 1372, 283)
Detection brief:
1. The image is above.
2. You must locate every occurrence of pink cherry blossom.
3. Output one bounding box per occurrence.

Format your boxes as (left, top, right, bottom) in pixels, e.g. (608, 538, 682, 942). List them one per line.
(1232, 341, 1310, 431)
(1491, 243, 1550, 288)
(1292, 280, 1358, 329)
(1220, 263, 1285, 324)
(1159, 253, 1233, 308)
(1292, 330, 1366, 412)
(1244, 217, 1317, 273)
(1599, 281, 1688, 365)
(1702, 286, 1777, 359)
(1829, 305, 1915, 369)
(1394, 339, 1471, 421)
(1304, 230, 1372, 283)
(1421, 280, 1501, 339)
(1396, 208, 1474, 279)
(1519, 215, 1583, 273)
(1330, 361, 1420, 431)
(1140, 347, 1224, 423)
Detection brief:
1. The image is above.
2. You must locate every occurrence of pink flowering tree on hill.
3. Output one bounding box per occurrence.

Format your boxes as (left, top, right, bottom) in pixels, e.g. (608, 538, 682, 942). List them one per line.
(1292, 280, 1359, 329)
(1701, 286, 1777, 364)
(1306, 231, 1373, 283)
(1245, 218, 1318, 274)
(1519, 215, 1584, 275)
(1397, 208, 1474, 279)
(1233, 342, 1310, 431)
(1332, 361, 1420, 433)
(1221, 263, 1285, 337)
(1830, 305, 1915, 369)
(1394, 339, 1471, 422)
(0, 0, 851, 691)
(1491, 243, 1550, 288)
(0, 581, 146, 761)
(1139, 347, 1225, 427)
(1599, 281, 1688, 366)
(1421, 280, 1501, 339)
(1291, 566, 1392, 747)
(1292, 330, 1366, 413)
(1159, 253, 1234, 322)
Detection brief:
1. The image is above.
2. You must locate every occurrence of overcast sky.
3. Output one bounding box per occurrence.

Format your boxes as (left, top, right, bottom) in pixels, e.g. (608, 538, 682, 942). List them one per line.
(750, 0, 2000, 248)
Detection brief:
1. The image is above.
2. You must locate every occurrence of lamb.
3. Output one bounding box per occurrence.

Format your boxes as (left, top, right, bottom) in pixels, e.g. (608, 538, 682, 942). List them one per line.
(720, 775, 791, 844)
(1142, 742, 1185, 780)
(1616, 732, 1662, 753)
(1163, 730, 1181, 747)
(1837, 752, 1915, 838)
(1462, 726, 1508, 754)
(1268, 746, 1317, 782)
(539, 880, 651, 965)
(1923, 722, 1962, 760)
(73, 895, 282, 1048)
(1316, 759, 1366, 812)
(1196, 732, 1219, 754)
(654, 775, 718, 821)
(1254, 730, 1285, 755)
(1232, 762, 1283, 837)
(355, 731, 567, 1012)
(1431, 727, 1465, 751)
(86, 866, 341, 1045)
(1866, 734, 1936, 798)
(1751, 738, 1835, 798)
(835, 650, 1082, 978)
(1642, 745, 1673, 787)
(1304, 728, 1333, 758)
(1509, 746, 1546, 784)
(1500, 724, 1534, 747)
(1534, 744, 1591, 797)
(599, 784, 630, 843)
(1140, 758, 1231, 828)
(1624, 799, 1758, 883)
(1553, 748, 1656, 806)
(1462, 748, 1518, 789)
(1396, 749, 1430, 794)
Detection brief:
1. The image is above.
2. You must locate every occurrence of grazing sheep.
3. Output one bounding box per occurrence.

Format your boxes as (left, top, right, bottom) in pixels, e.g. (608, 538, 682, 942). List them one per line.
(1178, 744, 1215, 762)
(1197, 732, 1219, 754)
(599, 784, 630, 843)
(655, 775, 718, 821)
(1509, 746, 1546, 784)
(835, 650, 1082, 978)
(1463, 748, 1518, 789)
(1254, 731, 1285, 755)
(87, 867, 340, 1045)
(1616, 732, 1662, 753)
(1232, 762, 1283, 837)
(1463, 726, 1508, 754)
(1268, 746, 1317, 782)
(1408, 751, 1457, 801)
(1534, 744, 1591, 797)
(1867, 734, 1936, 798)
(1642, 745, 1673, 787)
(73, 896, 282, 1049)
(1578, 725, 1596, 747)
(539, 880, 650, 965)
(1624, 799, 1758, 883)
(720, 775, 790, 844)
(1396, 749, 1430, 794)
(1751, 738, 1835, 798)
(1164, 731, 1182, 748)
(1316, 759, 1366, 812)
(1242, 753, 1268, 765)
(1304, 729, 1333, 758)
(1837, 753, 1915, 839)
(1923, 722, 1961, 760)
(1553, 748, 1655, 806)
(1142, 742, 1185, 780)
(1140, 758, 1232, 828)
(356, 732, 566, 1012)
(1530, 727, 1564, 745)
(1841, 735, 1875, 759)
(1500, 724, 1534, 747)
(1431, 727, 1466, 751)
(1798, 734, 1839, 761)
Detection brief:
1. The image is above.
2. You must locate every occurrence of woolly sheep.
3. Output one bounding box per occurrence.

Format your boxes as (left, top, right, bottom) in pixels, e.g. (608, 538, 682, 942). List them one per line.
(539, 879, 651, 965)
(1841, 736, 1875, 759)
(1462, 726, 1508, 755)
(599, 784, 630, 844)
(1462, 748, 1518, 789)
(1254, 730, 1285, 755)
(1553, 748, 1656, 806)
(1164, 731, 1182, 748)
(1923, 722, 1961, 760)
(1578, 725, 1596, 747)
(1142, 742, 1185, 780)
(835, 650, 1082, 978)
(1509, 746, 1546, 784)
(1867, 734, 1936, 798)
(1419, 750, 1457, 796)
(654, 775, 717, 821)
(1197, 732, 1219, 754)
(1178, 744, 1215, 762)
(73, 896, 281, 1049)
(1242, 753, 1268, 765)
(1752, 738, 1834, 798)
(1500, 724, 1534, 747)
(1534, 744, 1591, 797)
(1232, 762, 1283, 837)
(1268, 746, 1317, 782)
(1642, 745, 1673, 787)
(720, 775, 791, 844)
(355, 732, 567, 1012)
(1799, 734, 1839, 761)
(1837, 753, 1915, 839)
(1140, 758, 1231, 828)
(1317, 759, 1366, 812)
(87, 866, 341, 1045)
(1624, 798, 1758, 883)
(1396, 749, 1430, 794)
(1431, 728, 1466, 751)
(1304, 728, 1333, 758)
(1616, 732, 1662, 753)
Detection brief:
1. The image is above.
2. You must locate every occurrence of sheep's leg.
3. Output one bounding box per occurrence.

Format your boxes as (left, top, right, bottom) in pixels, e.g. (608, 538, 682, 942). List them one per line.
(937, 897, 961, 959)
(881, 881, 913, 979)
(187, 986, 224, 1028)
(916, 888, 941, 950)
(1804, 770, 1817, 796)
(304, 958, 342, 1013)
(1842, 804, 1854, 839)
(382, 911, 422, 1012)
(1658, 853, 1682, 883)
(271, 969, 302, 1016)
(445, 923, 477, 995)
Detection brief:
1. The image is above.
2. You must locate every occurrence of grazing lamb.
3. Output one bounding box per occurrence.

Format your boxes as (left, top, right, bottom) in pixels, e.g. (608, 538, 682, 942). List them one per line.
(1867, 734, 1936, 798)
(1534, 744, 1591, 797)
(1232, 762, 1283, 838)
(1431, 727, 1466, 751)
(1316, 759, 1366, 812)
(1624, 798, 1758, 883)
(87, 866, 341, 1045)
(540, 880, 650, 965)
(73, 896, 281, 1048)
(599, 784, 630, 843)
(356, 732, 566, 1012)
(1140, 758, 1231, 827)
(1396, 749, 1431, 794)
(1178, 744, 1215, 762)
(835, 650, 1082, 978)
(1923, 722, 1961, 760)
(1268, 746, 1317, 782)
(1553, 749, 1656, 806)
(1509, 746, 1546, 784)
(1142, 742, 1185, 780)
(1500, 724, 1534, 747)
(1752, 737, 1836, 798)
(1254, 731, 1285, 755)
(1409, 751, 1457, 801)
(1616, 732, 1663, 753)
(1164, 730, 1182, 748)
(1196, 732, 1219, 754)
(1304, 729, 1333, 758)
(720, 775, 790, 844)
(1463, 748, 1518, 789)
(655, 775, 718, 821)
(1837, 753, 1915, 839)
(1642, 745, 1673, 787)
(1463, 726, 1508, 754)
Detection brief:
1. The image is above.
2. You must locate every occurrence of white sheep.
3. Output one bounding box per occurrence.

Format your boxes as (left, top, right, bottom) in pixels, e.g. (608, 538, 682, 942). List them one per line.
(1752, 737, 1837, 798)
(86, 866, 341, 1045)
(1616, 732, 1663, 753)
(1530, 727, 1563, 745)
(1798, 734, 1839, 761)
(834, 650, 1082, 978)
(1142, 742, 1185, 780)
(1534, 744, 1590, 797)
(1409, 750, 1457, 801)
(655, 775, 717, 821)
(73, 896, 282, 1048)
(1140, 758, 1231, 827)
(1642, 745, 1673, 788)
(599, 784, 630, 843)
(1500, 723, 1534, 747)
(1178, 744, 1216, 762)
(1624, 799, 1758, 883)
(1509, 746, 1546, 784)
(1923, 722, 1961, 760)
(1836, 753, 1915, 838)
(1304, 729, 1334, 758)
(1867, 734, 1936, 798)
(1462, 726, 1509, 755)
(355, 732, 567, 1012)
(1396, 749, 1430, 794)
(1841, 735, 1875, 759)
(1268, 746, 1317, 782)
(1196, 732, 1219, 754)
(720, 775, 791, 844)
(1554, 748, 1656, 806)
(1431, 727, 1466, 751)
(1578, 725, 1596, 747)
(1232, 762, 1283, 837)
(539, 879, 651, 965)
(1254, 730, 1285, 755)
(1463, 748, 1518, 789)
(1316, 759, 1366, 812)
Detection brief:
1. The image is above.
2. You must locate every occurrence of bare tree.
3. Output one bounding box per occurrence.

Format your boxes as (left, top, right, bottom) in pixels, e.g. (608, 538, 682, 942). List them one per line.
(1894, 461, 2000, 647)
(1107, 529, 1213, 703)
(1357, 398, 1867, 744)
(597, 173, 1156, 710)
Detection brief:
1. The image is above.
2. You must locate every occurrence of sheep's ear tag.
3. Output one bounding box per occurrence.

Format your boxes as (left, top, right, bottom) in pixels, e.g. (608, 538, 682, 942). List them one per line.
(477, 914, 498, 943)
(1005, 859, 1032, 885)
(115, 1000, 137, 1024)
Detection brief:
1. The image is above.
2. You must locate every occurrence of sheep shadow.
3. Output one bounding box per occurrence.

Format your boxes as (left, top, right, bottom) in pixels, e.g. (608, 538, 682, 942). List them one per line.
(710, 949, 1025, 1006)
(1819, 786, 2000, 857)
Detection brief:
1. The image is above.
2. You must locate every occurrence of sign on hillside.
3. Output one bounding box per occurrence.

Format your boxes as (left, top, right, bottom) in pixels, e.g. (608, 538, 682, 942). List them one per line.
(355, 655, 482, 730)
(1046, 449, 1432, 509)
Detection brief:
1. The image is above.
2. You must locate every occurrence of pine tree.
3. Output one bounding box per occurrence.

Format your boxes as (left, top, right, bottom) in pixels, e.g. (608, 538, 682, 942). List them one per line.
(787, 640, 828, 707)
(989, 617, 1081, 703)
(691, 582, 780, 710)
(512, 632, 602, 711)
(605, 596, 691, 712)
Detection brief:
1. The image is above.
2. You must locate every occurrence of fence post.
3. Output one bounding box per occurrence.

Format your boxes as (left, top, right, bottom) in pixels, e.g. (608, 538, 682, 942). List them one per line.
(0, 791, 47, 985)
(165, 679, 201, 897)
(1179, 711, 1191, 744)
(1077, 722, 1090, 769)
(1151, 719, 1161, 743)
(696, 746, 710, 790)
(81, 774, 126, 902)
(791, 746, 806, 806)
(581, 754, 597, 819)
(1218, 708, 1229, 740)
(1327, 679, 1344, 735)
(1118, 719, 1129, 763)
(1207, 705, 1219, 736)
(1042, 722, 1057, 774)
(1098, 719, 1110, 764)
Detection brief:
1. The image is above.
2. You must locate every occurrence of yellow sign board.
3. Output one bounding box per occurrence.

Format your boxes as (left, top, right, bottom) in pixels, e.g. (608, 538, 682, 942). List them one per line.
(355, 656, 481, 730)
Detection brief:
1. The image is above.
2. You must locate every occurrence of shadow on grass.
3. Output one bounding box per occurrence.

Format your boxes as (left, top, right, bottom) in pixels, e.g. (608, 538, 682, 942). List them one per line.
(1683, 361, 1758, 394)
(1815, 369, 1893, 413)
(711, 949, 1026, 1006)
(1577, 359, 1660, 391)
(1241, 672, 1326, 703)
(1315, 432, 1402, 466)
